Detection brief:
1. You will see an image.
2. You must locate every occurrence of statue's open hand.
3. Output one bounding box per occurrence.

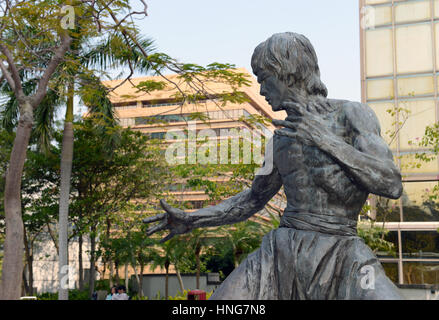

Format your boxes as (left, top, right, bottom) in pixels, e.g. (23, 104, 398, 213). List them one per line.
(143, 199, 192, 243)
(272, 102, 330, 146)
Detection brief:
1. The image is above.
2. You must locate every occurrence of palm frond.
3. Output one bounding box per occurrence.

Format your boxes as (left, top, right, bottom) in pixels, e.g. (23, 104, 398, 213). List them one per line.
(82, 33, 156, 74)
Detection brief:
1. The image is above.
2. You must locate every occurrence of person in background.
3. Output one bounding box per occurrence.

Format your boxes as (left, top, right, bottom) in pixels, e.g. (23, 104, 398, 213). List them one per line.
(112, 285, 129, 300)
(106, 286, 117, 300)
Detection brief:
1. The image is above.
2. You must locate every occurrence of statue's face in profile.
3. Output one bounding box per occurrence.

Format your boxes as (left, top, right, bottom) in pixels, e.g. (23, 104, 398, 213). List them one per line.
(257, 70, 289, 112)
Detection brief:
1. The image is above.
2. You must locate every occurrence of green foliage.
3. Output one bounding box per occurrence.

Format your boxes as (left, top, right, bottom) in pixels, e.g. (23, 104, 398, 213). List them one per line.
(413, 123, 439, 163)
(135, 80, 167, 94)
(219, 220, 265, 267)
(0, 127, 14, 224)
(37, 289, 90, 300)
(385, 105, 411, 144)
(357, 222, 396, 257)
(407, 120, 439, 216)
(17, 116, 171, 294)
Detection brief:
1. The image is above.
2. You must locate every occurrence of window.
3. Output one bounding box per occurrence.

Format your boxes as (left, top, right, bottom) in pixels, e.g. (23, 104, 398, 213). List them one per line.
(366, 28, 394, 77)
(398, 99, 436, 150)
(396, 24, 433, 74)
(381, 262, 399, 284)
(402, 182, 439, 222)
(401, 231, 439, 259)
(367, 79, 393, 100)
(395, 1, 431, 24)
(403, 261, 439, 285)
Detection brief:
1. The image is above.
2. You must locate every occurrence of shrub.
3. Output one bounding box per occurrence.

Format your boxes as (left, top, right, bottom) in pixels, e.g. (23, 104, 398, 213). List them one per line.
(36, 289, 90, 300)
(168, 290, 213, 300)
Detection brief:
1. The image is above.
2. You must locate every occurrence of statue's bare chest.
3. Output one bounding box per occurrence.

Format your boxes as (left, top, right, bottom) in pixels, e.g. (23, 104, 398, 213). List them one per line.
(273, 114, 357, 191)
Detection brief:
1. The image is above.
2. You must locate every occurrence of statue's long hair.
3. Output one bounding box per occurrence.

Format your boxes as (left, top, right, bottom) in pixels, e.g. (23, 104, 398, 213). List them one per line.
(251, 32, 328, 98)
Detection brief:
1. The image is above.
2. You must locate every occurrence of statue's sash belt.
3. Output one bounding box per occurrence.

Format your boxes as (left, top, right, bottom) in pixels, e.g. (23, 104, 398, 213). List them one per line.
(280, 210, 357, 237)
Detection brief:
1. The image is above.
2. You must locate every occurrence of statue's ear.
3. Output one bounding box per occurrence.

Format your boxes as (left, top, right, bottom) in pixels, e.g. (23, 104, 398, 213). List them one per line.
(286, 74, 296, 87)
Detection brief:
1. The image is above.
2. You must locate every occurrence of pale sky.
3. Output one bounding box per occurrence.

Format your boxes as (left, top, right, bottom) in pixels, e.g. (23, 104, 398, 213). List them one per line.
(137, 0, 361, 102)
(75, 0, 361, 116)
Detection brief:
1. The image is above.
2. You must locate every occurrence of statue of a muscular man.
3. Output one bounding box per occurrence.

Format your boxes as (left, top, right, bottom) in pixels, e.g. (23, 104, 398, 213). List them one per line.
(144, 32, 404, 300)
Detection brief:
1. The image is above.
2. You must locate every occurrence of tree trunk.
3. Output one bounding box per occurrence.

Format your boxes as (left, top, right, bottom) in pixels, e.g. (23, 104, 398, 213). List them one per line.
(78, 233, 84, 291)
(175, 264, 184, 293)
(88, 231, 96, 298)
(1, 101, 33, 300)
(109, 260, 114, 288)
(22, 268, 29, 296)
(46, 223, 59, 255)
(23, 227, 34, 296)
(106, 217, 112, 288)
(101, 261, 106, 282)
(115, 261, 120, 285)
(165, 260, 170, 300)
(234, 253, 240, 268)
(58, 83, 74, 300)
(195, 245, 201, 289)
(124, 262, 129, 293)
(138, 263, 144, 298)
(131, 261, 140, 297)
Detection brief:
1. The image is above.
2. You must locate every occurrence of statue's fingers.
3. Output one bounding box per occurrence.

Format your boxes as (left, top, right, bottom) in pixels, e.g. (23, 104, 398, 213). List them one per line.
(143, 213, 165, 224)
(281, 101, 298, 108)
(281, 102, 305, 116)
(272, 119, 283, 127)
(146, 221, 168, 236)
(275, 128, 296, 138)
(159, 233, 175, 243)
(160, 199, 184, 217)
(273, 120, 298, 132)
(285, 116, 302, 123)
(160, 199, 179, 214)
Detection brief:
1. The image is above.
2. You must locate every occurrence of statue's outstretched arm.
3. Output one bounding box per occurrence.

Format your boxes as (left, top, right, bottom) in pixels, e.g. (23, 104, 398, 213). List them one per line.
(143, 148, 283, 242)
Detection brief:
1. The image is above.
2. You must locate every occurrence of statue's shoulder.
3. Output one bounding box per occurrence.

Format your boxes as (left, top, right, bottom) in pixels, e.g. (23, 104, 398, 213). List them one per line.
(331, 99, 381, 135)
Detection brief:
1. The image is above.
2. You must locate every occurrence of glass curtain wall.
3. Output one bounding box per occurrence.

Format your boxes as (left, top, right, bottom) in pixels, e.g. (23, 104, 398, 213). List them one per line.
(360, 0, 439, 285)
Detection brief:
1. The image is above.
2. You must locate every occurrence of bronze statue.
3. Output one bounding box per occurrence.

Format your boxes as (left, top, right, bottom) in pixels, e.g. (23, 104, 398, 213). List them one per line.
(144, 32, 404, 300)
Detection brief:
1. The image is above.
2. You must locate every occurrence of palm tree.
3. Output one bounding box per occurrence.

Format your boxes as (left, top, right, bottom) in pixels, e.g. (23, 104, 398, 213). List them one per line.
(149, 240, 173, 300)
(184, 228, 212, 289)
(1, 31, 155, 299)
(220, 220, 265, 268)
(148, 235, 190, 299)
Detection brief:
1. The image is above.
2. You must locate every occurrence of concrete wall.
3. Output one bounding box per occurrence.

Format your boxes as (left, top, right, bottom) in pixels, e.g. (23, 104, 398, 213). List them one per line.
(398, 285, 439, 300)
(30, 234, 97, 294)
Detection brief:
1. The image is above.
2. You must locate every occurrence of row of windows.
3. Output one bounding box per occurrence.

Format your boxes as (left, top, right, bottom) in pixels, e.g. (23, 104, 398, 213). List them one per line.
(115, 98, 223, 111)
(147, 127, 251, 140)
(378, 229, 439, 285)
(143, 101, 184, 108)
(369, 99, 437, 151)
(117, 109, 254, 127)
(366, 74, 438, 101)
(115, 104, 137, 110)
(377, 231, 439, 258)
(142, 98, 221, 108)
(133, 109, 252, 126)
(365, 23, 439, 77)
(364, 0, 439, 29)
(374, 181, 439, 222)
(382, 261, 439, 285)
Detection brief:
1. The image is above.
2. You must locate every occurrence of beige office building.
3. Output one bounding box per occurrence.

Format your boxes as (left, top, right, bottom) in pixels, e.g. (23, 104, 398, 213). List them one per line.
(103, 69, 286, 220)
(360, 0, 439, 285)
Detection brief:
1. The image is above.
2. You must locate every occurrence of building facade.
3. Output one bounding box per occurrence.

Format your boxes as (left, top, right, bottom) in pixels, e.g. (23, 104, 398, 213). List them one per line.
(103, 69, 286, 218)
(360, 0, 439, 285)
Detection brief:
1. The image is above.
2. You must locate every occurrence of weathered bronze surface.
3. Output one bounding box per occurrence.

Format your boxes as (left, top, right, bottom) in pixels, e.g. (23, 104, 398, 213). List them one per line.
(144, 32, 404, 300)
